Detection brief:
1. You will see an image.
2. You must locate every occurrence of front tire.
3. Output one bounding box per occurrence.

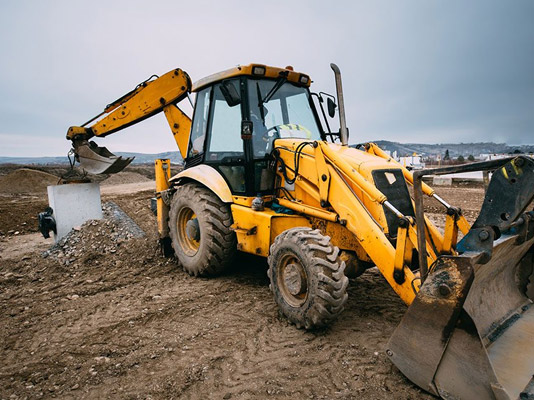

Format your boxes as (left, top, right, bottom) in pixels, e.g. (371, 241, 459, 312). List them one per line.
(169, 183, 236, 276)
(267, 227, 349, 329)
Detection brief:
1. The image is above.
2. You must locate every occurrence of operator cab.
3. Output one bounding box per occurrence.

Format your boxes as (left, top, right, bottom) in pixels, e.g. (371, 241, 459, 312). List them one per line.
(184, 64, 324, 197)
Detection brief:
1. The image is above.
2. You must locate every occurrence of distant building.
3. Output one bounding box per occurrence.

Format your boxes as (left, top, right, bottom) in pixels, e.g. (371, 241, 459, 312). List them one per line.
(399, 154, 424, 170)
(480, 153, 519, 161)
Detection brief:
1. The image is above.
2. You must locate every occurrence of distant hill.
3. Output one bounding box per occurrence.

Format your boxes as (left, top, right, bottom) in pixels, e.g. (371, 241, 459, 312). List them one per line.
(372, 141, 534, 157)
(0, 151, 183, 165)
(1, 141, 533, 165)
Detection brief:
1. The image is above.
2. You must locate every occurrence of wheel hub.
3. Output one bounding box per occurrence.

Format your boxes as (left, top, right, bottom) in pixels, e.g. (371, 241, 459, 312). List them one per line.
(283, 263, 307, 296)
(186, 218, 200, 241)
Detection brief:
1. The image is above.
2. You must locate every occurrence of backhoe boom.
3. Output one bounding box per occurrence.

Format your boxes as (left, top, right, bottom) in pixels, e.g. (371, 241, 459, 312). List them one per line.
(67, 68, 192, 174)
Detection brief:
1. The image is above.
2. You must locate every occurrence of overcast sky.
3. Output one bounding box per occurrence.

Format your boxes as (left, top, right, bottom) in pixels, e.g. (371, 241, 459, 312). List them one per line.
(0, 0, 532, 157)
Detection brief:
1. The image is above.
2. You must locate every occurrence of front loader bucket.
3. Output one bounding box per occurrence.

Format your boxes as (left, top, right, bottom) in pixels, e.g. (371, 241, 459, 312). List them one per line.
(389, 156, 534, 399)
(74, 140, 134, 175)
(388, 239, 534, 399)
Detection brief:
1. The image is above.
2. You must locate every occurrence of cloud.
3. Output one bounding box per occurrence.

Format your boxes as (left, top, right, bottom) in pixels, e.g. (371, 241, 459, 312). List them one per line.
(0, 0, 532, 156)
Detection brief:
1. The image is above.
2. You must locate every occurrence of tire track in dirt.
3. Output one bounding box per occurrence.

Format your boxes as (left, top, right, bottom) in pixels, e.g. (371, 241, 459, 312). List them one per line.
(1, 189, 438, 399)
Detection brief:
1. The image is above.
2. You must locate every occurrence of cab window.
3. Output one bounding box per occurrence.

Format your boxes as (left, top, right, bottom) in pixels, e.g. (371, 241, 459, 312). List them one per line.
(206, 80, 243, 160)
(206, 80, 246, 193)
(187, 87, 211, 158)
(249, 80, 321, 158)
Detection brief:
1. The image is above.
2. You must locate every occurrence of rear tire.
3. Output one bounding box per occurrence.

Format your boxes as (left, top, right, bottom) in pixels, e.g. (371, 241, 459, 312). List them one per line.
(169, 183, 236, 276)
(268, 227, 349, 329)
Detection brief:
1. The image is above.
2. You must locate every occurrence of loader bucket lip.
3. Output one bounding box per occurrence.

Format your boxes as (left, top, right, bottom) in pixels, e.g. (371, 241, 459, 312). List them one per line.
(387, 236, 534, 400)
(74, 141, 134, 175)
(392, 154, 534, 399)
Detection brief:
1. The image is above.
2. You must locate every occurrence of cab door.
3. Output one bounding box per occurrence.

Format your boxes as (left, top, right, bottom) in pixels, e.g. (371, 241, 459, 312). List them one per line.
(201, 79, 247, 194)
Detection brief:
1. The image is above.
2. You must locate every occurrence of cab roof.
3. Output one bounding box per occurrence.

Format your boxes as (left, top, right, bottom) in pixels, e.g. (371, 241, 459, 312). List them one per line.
(192, 63, 311, 92)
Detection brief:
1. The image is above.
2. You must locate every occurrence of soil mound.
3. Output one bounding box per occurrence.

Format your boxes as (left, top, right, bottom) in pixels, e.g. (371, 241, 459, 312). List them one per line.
(101, 171, 151, 186)
(0, 168, 59, 194)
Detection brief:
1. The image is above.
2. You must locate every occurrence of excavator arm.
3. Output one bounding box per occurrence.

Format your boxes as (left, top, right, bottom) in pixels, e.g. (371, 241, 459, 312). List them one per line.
(66, 68, 192, 174)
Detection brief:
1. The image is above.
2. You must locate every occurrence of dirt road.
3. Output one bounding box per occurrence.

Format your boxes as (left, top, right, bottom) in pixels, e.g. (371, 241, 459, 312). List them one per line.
(1, 168, 488, 399)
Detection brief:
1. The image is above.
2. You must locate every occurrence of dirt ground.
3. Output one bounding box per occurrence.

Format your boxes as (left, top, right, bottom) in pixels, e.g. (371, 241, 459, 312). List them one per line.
(0, 165, 490, 400)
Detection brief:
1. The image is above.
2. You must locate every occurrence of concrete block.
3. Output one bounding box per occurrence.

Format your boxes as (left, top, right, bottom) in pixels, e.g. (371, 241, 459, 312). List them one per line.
(433, 176, 453, 186)
(47, 183, 102, 241)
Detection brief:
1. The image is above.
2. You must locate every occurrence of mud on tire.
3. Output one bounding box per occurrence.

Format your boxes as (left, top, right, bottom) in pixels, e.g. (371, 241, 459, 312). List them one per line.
(169, 183, 236, 276)
(267, 227, 349, 329)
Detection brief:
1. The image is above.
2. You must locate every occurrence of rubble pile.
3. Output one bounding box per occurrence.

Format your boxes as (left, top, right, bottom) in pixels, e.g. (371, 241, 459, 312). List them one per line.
(43, 201, 145, 263)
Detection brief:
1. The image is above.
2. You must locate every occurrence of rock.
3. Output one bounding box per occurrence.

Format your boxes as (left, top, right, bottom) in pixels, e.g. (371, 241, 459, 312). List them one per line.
(432, 176, 453, 186)
(44, 201, 145, 262)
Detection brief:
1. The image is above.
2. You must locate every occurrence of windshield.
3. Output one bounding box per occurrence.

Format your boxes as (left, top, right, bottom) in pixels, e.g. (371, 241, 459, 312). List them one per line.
(248, 80, 321, 157)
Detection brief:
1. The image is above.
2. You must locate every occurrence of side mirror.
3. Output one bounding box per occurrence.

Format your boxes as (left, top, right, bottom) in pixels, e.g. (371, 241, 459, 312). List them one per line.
(220, 80, 241, 107)
(327, 97, 337, 118)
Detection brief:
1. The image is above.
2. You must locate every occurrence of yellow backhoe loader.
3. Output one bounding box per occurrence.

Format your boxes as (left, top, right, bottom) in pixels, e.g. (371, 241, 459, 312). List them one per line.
(63, 63, 534, 399)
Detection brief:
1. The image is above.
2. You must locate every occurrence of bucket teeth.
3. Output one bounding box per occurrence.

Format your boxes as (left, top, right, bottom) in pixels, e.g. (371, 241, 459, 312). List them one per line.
(74, 141, 134, 175)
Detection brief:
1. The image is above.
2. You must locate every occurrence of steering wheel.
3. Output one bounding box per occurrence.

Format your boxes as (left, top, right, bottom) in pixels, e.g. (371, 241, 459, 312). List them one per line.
(252, 125, 281, 156)
(268, 124, 311, 139)
(257, 124, 311, 155)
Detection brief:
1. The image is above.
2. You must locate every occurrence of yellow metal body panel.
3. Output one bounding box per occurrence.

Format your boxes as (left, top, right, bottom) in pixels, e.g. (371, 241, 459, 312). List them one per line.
(457, 215, 471, 235)
(170, 164, 233, 203)
(277, 198, 338, 222)
(224, 138, 464, 305)
(231, 198, 364, 261)
(442, 213, 459, 254)
(327, 165, 419, 303)
(67, 126, 86, 138)
(67, 68, 191, 140)
(163, 104, 192, 159)
(314, 144, 330, 203)
(274, 139, 395, 234)
(227, 139, 452, 304)
(273, 139, 424, 304)
(230, 205, 310, 257)
(365, 142, 435, 197)
(92, 69, 190, 137)
(192, 64, 311, 92)
(307, 218, 365, 255)
(232, 195, 274, 207)
(394, 225, 413, 275)
(230, 204, 364, 260)
(155, 159, 171, 239)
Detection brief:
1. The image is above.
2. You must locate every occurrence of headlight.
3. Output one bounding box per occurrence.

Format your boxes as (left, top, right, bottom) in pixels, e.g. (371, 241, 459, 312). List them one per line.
(299, 74, 309, 85)
(252, 66, 266, 76)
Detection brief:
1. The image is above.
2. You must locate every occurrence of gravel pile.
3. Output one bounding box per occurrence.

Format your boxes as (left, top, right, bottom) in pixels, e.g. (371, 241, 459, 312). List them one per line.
(43, 201, 145, 263)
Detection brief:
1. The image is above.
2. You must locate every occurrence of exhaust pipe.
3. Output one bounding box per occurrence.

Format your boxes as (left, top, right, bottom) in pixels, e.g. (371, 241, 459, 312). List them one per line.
(330, 63, 348, 146)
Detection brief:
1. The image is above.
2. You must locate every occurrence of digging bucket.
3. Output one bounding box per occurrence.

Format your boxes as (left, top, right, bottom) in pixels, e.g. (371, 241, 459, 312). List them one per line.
(74, 140, 134, 175)
(388, 156, 534, 399)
